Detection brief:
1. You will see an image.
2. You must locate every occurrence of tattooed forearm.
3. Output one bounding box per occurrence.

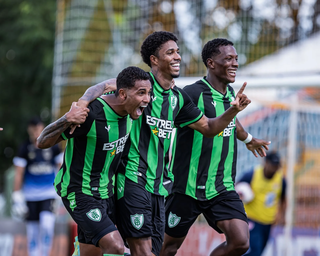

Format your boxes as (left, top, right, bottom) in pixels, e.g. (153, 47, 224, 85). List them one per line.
(37, 115, 71, 148)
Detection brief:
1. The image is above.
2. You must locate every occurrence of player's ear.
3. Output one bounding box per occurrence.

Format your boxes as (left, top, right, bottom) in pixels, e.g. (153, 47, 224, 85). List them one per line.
(150, 55, 158, 66)
(118, 88, 127, 100)
(207, 58, 214, 69)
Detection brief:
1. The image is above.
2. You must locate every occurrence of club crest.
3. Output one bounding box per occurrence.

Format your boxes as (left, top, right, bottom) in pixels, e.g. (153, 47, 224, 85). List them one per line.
(130, 213, 144, 230)
(168, 212, 181, 228)
(86, 208, 102, 222)
(170, 95, 177, 110)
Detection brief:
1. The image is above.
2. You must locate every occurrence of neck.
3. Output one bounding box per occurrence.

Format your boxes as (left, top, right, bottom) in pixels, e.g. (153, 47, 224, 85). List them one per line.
(206, 73, 228, 94)
(101, 94, 127, 117)
(151, 68, 173, 90)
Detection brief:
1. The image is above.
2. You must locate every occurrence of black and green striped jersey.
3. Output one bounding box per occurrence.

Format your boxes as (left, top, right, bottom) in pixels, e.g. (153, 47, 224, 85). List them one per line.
(54, 97, 132, 200)
(170, 77, 238, 201)
(118, 72, 203, 197)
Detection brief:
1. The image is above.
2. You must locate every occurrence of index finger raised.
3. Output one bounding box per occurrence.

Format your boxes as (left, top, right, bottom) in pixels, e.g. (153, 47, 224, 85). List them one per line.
(237, 82, 247, 95)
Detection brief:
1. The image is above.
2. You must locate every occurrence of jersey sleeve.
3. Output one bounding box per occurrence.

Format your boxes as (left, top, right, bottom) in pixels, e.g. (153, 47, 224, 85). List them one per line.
(174, 87, 203, 128)
(61, 104, 96, 140)
(13, 142, 29, 167)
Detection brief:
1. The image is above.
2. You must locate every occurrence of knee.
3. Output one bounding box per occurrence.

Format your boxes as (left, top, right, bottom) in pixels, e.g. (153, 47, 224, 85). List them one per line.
(160, 242, 180, 256)
(232, 236, 250, 255)
(99, 239, 124, 255)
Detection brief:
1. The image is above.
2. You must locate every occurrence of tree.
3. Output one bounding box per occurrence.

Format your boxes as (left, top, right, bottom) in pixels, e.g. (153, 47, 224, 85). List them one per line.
(0, 0, 56, 189)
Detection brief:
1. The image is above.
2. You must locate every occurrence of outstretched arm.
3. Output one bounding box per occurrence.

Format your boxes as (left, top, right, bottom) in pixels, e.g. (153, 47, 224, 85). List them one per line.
(236, 118, 270, 157)
(77, 78, 116, 108)
(189, 82, 251, 137)
(37, 102, 89, 149)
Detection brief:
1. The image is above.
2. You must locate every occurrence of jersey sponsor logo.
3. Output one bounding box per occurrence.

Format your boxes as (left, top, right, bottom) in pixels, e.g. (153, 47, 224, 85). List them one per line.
(211, 101, 216, 107)
(105, 125, 110, 131)
(197, 185, 205, 189)
(170, 95, 178, 110)
(146, 115, 174, 139)
(130, 213, 144, 230)
(217, 120, 236, 138)
(102, 133, 129, 155)
(86, 208, 102, 222)
(151, 96, 157, 102)
(28, 163, 54, 175)
(168, 212, 181, 228)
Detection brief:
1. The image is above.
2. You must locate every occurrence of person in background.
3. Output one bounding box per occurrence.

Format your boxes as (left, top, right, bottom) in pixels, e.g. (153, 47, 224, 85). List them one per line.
(236, 151, 286, 256)
(12, 116, 63, 256)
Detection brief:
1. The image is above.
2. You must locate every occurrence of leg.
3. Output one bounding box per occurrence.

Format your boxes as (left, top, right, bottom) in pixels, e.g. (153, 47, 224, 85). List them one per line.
(39, 210, 55, 256)
(80, 242, 103, 256)
(211, 218, 249, 256)
(126, 237, 153, 256)
(26, 221, 40, 256)
(159, 233, 186, 256)
(160, 193, 200, 256)
(203, 191, 249, 256)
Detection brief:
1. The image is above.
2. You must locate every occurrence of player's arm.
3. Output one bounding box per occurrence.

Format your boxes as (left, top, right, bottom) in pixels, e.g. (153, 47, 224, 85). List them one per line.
(37, 102, 89, 149)
(236, 118, 270, 157)
(189, 82, 251, 137)
(77, 78, 116, 108)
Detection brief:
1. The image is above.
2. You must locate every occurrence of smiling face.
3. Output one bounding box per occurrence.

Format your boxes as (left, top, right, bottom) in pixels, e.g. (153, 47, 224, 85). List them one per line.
(123, 79, 152, 120)
(210, 45, 238, 84)
(153, 40, 181, 79)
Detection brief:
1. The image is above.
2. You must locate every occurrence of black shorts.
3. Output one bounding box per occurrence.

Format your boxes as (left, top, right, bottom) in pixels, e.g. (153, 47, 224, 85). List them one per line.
(116, 177, 165, 256)
(26, 198, 55, 221)
(165, 191, 248, 238)
(62, 193, 117, 247)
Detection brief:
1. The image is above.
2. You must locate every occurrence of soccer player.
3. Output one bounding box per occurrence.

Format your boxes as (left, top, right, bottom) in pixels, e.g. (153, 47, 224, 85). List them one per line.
(75, 32, 251, 256)
(37, 66, 152, 256)
(12, 117, 63, 256)
(160, 38, 270, 256)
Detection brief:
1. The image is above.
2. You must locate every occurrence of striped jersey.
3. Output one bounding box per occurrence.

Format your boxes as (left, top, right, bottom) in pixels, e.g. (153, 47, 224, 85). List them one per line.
(54, 97, 132, 200)
(117, 72, 203, 197)
(171, 77, 237, 201)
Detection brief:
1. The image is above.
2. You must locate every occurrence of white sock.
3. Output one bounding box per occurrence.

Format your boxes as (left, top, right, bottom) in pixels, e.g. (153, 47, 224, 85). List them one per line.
(39, 211, 55, 256)
(26, 221, 40, 256)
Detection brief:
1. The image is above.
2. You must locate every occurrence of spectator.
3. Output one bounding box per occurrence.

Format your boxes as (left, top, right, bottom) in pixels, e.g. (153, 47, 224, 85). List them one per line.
(12, 116, 63, 256)
(236, 151, 286, 256)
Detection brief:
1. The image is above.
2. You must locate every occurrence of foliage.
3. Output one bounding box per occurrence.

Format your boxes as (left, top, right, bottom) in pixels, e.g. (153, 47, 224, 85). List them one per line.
(0, 0, 56, 189)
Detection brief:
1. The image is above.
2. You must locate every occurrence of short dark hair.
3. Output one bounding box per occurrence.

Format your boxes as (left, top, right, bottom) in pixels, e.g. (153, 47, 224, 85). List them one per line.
(115, 66, 150, 96)
(28, 116, 43, 126)
(140, 31, 178, 67)
(201, 38, 234, 67)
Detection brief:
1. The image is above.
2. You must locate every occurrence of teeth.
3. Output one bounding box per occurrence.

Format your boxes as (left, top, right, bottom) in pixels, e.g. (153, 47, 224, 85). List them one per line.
(172, 64, 180, 67)
(141, 105, 147, 108)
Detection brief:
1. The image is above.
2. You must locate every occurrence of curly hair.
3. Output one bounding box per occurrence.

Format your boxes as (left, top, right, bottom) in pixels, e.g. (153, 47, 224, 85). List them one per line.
(116, 66, 150, 96)
(140, 31, 178, 67)
(201, 38, 234, 67)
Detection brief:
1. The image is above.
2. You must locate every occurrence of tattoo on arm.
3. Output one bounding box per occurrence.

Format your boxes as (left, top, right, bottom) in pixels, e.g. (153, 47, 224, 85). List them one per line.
(80, 82, 107, 103)
(38, 116, 71, 142)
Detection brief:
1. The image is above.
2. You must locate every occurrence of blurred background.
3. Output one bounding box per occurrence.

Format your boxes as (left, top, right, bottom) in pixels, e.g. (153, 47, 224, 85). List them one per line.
(1, 0, 320, 255)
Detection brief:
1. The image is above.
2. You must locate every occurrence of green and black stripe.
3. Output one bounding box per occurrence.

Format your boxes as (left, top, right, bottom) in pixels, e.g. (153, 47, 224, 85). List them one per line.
(118, 72, 203, 197)
(171, 78, 237, 201)
(55, 97, 132, 200)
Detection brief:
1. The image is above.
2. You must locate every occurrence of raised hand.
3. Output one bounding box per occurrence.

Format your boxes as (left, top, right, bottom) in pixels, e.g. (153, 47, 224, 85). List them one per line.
(246, 138, 271, 157)
(230, 82, 251, 111)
